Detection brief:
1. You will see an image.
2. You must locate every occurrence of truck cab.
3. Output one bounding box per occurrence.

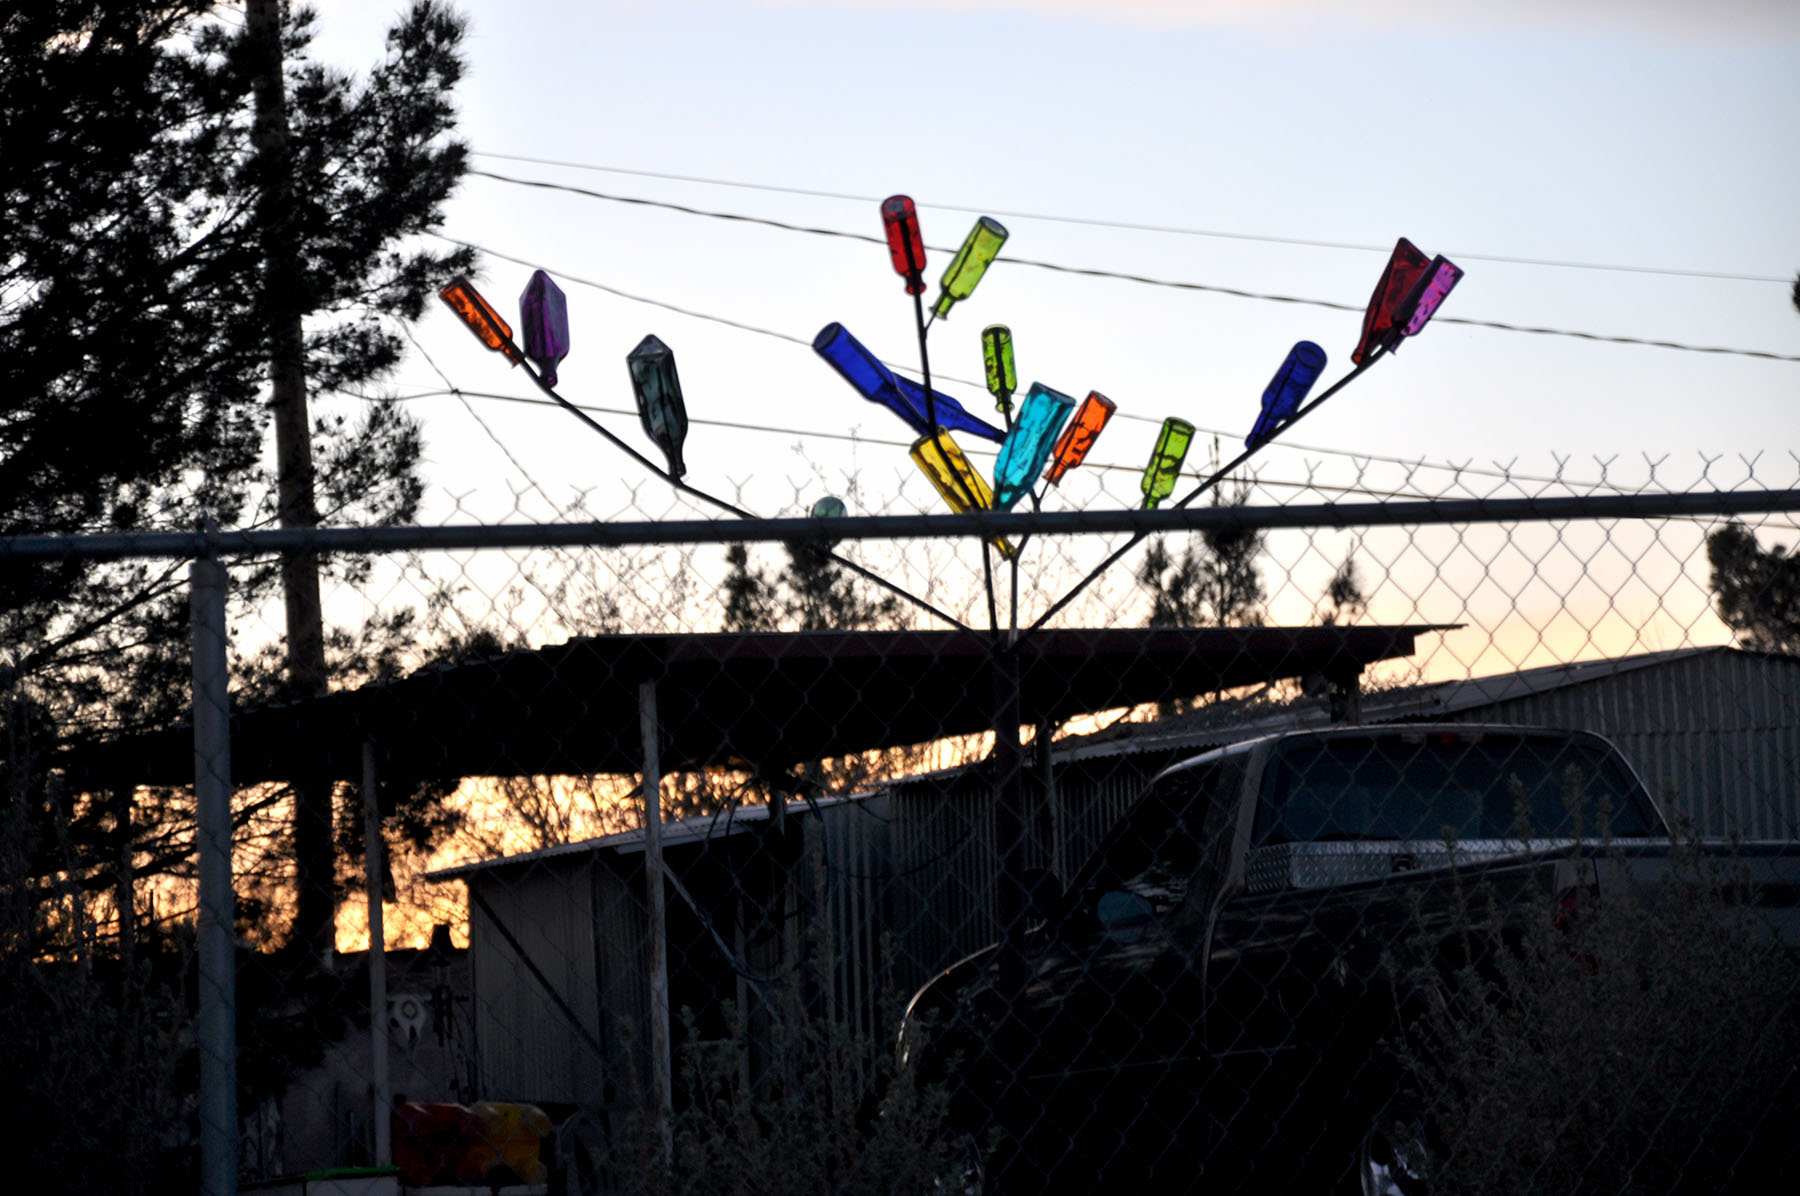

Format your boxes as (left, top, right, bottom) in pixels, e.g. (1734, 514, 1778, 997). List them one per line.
(900, 725, 1671, 1193)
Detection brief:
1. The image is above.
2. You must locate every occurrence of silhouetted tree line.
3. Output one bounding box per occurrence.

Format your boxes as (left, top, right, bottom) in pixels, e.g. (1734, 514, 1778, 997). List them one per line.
(2, 3, 476, 1189)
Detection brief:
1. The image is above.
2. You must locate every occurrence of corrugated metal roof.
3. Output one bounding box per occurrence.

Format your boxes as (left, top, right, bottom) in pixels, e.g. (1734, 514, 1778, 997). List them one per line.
(978, 646, 1784, 771)
(88, 623, 1450, 785)
(423, 791, 877, 881)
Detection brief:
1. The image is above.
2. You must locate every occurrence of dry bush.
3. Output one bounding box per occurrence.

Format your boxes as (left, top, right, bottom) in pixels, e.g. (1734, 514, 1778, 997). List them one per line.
(1389, 837, 1800, 1194)
(602, 860, 965, 1195)
(0, 803, 187, 1196)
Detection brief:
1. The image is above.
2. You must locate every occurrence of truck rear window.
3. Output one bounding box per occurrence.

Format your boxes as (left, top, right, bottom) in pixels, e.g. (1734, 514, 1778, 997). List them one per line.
(1253, 733, 1661, 845)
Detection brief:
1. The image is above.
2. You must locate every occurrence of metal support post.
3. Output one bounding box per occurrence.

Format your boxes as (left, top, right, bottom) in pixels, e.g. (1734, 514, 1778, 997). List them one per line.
(1329, 669, 1364, 725)
(1036, 718, 1062, 879)
(639, 681, 673, 1129)
(362, 741, 391, 1166)
(991, 647, 1027, 993)
(191, 556, 237, 1196)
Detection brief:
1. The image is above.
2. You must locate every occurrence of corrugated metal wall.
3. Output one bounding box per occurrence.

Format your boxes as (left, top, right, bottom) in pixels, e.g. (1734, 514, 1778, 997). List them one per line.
(467, 859, 607, 1105)
(808, 795, 893, 1048)
(1440, 652, 1800, 839)
(467, 799, 904, 1110)
(589, 851, 650, 1107)
(881, 652, 1800, 986)
(887, 774, 995, 995)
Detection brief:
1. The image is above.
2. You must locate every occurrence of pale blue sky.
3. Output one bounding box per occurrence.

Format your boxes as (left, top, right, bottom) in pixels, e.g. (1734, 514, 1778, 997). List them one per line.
(305, 0, 1800, 525)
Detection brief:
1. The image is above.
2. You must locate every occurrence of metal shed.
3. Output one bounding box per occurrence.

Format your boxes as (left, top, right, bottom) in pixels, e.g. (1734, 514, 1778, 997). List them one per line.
(381, 624, 1447, 1112)
(97, 623, 1444, 1127)
(426, 794, 892, 1112)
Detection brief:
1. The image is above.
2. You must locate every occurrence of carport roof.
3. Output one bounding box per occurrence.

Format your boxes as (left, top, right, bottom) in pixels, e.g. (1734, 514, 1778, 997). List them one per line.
(84, 624, 1451, 785)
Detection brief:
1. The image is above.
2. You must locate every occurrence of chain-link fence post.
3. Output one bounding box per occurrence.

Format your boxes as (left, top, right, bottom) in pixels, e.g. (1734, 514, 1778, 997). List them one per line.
(362, 740, 392, 1166)
(190, 554, 237, 1196)
(639, 679, 673, 1131)
(991, 642, 1028, 992)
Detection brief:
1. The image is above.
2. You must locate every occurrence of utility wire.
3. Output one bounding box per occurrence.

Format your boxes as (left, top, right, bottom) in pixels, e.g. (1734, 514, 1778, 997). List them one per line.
(370, 385, 1429, 499)
(400, 321, 575, 517)
(415, 239, 1800, 500)
(471, 152, 1789, 286)
(451, 186, 1800, 365)
(448, 234, 1800, 381)
(440, 234, 812, 348)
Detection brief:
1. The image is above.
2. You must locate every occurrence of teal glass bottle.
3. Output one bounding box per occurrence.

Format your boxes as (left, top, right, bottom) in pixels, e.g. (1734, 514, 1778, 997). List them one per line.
(625, 334, 688, 478)
(992, 382, 1074, 511)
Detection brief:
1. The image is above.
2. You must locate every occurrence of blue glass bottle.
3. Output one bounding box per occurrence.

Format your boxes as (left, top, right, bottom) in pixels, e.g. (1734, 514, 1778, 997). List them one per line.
(812, 323, 1003, 443)
(1246, 341, 1327, 449)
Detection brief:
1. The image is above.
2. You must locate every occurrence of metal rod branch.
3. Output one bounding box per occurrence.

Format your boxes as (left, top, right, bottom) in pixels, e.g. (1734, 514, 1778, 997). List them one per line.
(1025, 352, 1386, 633)
(512, 359, 977, 633)
(912, 285, 1000, 634)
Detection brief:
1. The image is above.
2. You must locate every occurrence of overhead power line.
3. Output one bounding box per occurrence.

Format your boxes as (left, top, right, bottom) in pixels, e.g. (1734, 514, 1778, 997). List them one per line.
(439, 233, 1800, 374)
(470, 151, 1790, 286)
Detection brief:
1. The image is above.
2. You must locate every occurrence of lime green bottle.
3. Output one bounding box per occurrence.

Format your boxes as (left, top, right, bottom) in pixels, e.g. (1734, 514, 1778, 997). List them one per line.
(982, 325, 1017, 414)
(932, 217, 1008, 320)
(1140, 418, 1195, 509)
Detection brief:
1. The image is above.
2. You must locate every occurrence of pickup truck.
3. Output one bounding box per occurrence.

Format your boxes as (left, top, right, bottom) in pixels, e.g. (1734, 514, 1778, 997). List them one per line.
(896, 724, 1800, 1194)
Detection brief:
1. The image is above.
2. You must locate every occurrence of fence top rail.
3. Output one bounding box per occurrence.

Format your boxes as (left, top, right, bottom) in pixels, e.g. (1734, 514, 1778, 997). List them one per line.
(2, 489, 1796, 562)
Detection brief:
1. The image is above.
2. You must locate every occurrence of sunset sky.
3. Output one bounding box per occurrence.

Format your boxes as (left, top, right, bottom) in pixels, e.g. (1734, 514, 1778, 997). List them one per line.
(285, 0, 1800, 942)
(298, 0, 1798, 497)
(295, 0, 1800, 657)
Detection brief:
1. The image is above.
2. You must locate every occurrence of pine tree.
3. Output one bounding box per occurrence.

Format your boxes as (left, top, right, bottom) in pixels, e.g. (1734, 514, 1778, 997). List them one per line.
(1135, 482, 1266, 629)
(778, 538, 903, 631)
(720, 540, 902, 633)
(1706, 522, 1800, 655)
(1, 1, 474, 955)
(722, 543, 779, 633)
(1317, 552, 1367, 626)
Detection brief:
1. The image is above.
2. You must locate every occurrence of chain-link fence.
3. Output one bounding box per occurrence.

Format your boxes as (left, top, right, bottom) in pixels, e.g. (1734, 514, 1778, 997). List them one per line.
(5, 456, 1800, 1195)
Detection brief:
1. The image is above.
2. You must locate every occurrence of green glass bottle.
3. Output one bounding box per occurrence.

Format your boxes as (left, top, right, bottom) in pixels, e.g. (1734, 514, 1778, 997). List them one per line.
(982, 325, 1017, 414)
(932, 217, 1008, 320)
(1140, 418, 1195, 509)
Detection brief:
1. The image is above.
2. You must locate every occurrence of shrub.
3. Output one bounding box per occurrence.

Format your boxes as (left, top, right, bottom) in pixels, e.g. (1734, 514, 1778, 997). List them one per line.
(1388, 836, 1800, 1194)
(0, 803, 186, 1196)
(601, 844, 967, 1195)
